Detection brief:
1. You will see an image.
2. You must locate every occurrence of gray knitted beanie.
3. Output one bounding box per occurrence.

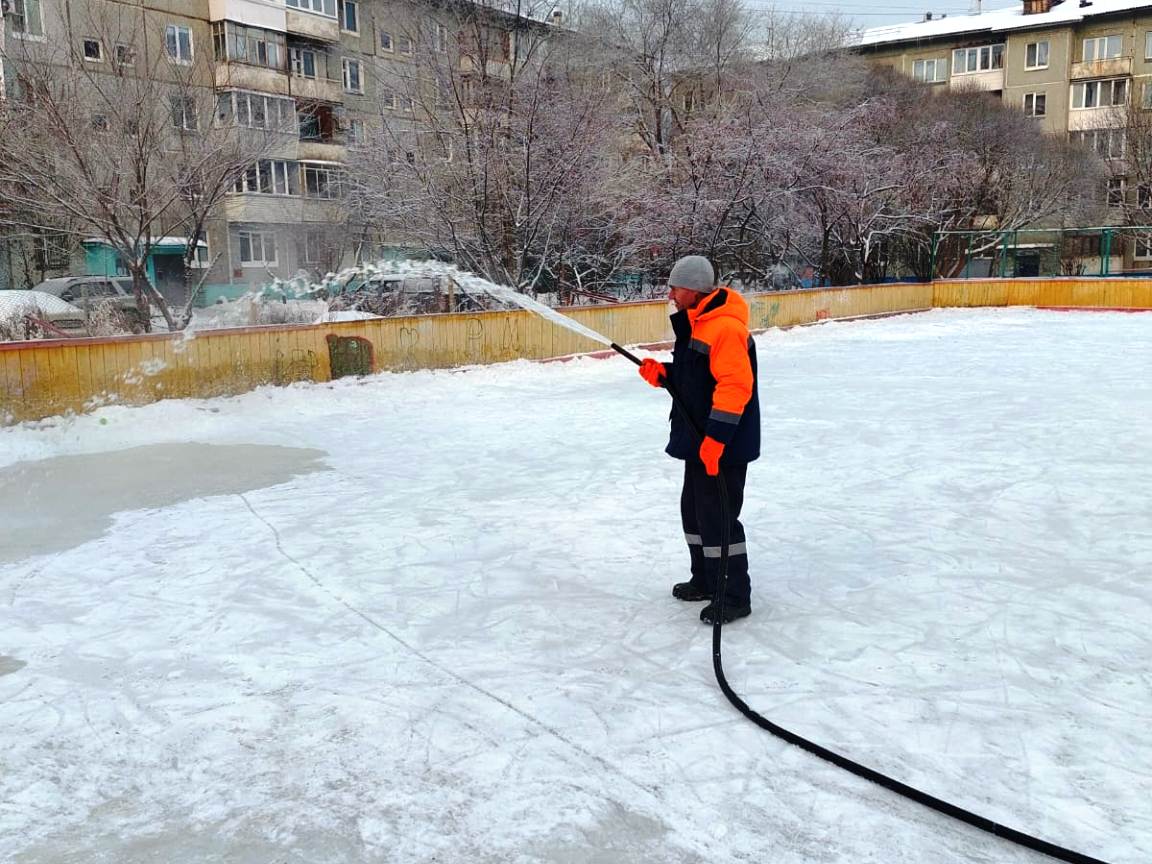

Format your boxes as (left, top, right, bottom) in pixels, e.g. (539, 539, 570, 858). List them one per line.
(667, 255, 716, 292)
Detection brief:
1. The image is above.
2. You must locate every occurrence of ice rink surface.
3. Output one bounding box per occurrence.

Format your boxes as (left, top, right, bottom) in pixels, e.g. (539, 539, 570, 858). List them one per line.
(1, 307, 1149, 863)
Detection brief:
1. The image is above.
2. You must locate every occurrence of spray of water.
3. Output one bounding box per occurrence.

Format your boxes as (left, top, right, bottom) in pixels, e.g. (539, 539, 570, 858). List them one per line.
(375, 261, 616, 348)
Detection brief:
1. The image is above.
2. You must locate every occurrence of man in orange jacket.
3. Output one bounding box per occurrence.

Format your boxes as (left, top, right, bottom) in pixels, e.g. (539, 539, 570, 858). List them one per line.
(639, 255, 760, 624)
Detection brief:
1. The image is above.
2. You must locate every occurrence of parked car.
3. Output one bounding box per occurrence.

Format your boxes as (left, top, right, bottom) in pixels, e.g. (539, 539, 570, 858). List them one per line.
(30, 275, 149, 332)
(0, 290, 89, 339)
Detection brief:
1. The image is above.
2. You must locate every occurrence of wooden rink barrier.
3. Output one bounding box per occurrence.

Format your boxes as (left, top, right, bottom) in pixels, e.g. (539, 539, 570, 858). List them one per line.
(1, 278, 1147, 425)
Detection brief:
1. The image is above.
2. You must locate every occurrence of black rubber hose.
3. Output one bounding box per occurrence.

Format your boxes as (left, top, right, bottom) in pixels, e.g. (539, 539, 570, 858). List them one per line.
(613, 342, 1112, 864)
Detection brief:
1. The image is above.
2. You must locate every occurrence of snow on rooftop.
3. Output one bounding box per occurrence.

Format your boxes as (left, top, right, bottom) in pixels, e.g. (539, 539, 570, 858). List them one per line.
(858, 0, 1152, 48)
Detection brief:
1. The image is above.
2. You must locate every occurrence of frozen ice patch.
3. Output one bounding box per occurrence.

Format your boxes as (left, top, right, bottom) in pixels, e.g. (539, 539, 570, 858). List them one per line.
(0, 443, 327, 564)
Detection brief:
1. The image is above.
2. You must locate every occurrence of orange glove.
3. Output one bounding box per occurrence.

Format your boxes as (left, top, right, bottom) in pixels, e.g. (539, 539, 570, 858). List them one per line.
(699, 436, 725, 476)
(638, 358, 666, 388)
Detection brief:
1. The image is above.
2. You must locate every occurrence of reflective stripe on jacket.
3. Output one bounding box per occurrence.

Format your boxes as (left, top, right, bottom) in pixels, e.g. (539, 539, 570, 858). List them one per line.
(663, 287, 761, 464)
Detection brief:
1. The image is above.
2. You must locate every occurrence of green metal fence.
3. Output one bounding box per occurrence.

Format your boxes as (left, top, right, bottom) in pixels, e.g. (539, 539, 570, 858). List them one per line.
(930, 226, 1152, 280)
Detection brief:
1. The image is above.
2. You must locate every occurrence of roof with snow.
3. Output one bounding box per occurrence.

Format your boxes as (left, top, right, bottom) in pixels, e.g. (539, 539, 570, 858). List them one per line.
(858, 0, 1152, 48)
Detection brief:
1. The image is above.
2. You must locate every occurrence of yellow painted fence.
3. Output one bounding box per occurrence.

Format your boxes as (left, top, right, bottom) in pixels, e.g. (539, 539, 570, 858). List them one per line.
(1, 278, 1147, 425)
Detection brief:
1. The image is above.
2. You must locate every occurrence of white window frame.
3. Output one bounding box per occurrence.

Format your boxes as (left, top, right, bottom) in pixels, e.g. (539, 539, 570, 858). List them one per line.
(231, 160, 300, 196)
(189, 240, 211, 268)
(380, 31, 394, 52)
(1071, 78, 1128, 110)
(347, 118, 365, 143)
(1023, 92, 1046, 117)
(434, 22, 448, 52)
(169, 95, 198, 131)
(290, 46, 318, 79)
(951, 44, 1005, 75)
(9, 0, 46, 39)
(1025, 40, 1049, 70)
(303, 231, 325, 265)
(82, 38, 104, 63)
(1106, 176, 1126, 207)
(301, 162, 344, 199)
(1146, 32, 1152, 61)
(380, 89, 396, 110)
(219, 91, 296, 132)
(338, 0, 359, 33)
(165, 24, 194, 64)
(912, 58, 946, 83)
(1134, 233, 1152, 260)
(342, 58, 363, 94)
(1074, 128, 1126, 159)
(238, 231, 278, 267)
(397, 35, 414, 55)
(285, 0, 337, 17)
(1083, 35, 1123, 63)
(115, 44, 137, 67)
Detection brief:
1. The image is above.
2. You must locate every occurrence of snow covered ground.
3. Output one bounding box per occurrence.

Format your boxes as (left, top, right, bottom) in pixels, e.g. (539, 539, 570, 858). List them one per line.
(1, 307, 1149, 864)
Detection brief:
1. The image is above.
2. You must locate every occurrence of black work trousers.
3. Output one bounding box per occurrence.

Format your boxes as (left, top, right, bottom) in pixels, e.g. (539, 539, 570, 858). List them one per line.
(679, 459, 751, 607)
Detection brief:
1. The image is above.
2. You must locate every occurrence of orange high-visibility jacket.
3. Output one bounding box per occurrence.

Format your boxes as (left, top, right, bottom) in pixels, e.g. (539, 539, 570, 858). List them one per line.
(662, 287, 760, 464)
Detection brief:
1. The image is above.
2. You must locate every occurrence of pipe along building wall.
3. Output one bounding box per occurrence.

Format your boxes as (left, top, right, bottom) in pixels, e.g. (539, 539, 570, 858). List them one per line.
(2, 279, 1147, 425)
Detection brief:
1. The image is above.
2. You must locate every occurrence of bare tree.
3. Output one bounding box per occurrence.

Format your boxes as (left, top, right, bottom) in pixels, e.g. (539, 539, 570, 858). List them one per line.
(0, 2, 277, 330)
(347, 0, 631, 294)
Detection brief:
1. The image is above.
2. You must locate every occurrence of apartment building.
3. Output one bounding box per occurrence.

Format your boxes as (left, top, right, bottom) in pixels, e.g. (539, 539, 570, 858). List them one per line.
(859, 0, 1152, 136)
(0, 0, 549, 300)
(859, 0, 1152, 272)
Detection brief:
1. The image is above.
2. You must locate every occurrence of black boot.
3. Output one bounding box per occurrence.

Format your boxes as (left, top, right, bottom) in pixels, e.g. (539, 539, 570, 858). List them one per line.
(700, 602, 751, 624)
(672, 582, 711, 602)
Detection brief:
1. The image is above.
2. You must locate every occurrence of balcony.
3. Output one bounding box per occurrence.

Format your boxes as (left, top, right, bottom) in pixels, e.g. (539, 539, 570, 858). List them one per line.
(288, 74, 343, 104)
(215, 63, 290, 97)
(1070, 56, 1132, 80)
(208, 0, 286, 30)
(297, 141, 345, 162)
(949, 69, 1004, 93)
(286, 8, 340, 43)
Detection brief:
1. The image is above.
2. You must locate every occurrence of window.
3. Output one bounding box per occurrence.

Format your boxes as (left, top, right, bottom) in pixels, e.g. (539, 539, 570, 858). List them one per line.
(83, 39, 103, 62)
(347, 119, 365, 143)
(91, 114, 109, 132)
(290, 46, 318, 78)
(212, 22, 286, 70)
(1083, 35, 1123, 62)
(217, 91, 295, 131)
(286, 0, 336, 16)
(303, 231, 325, 264)
(1073, 128, 1126, 159)
(1071, 78, 1128, 109)
(189, 240, 210, 268)
(1134, 233, 1152, 259)
(380, 89, 396, 110)
(1107, 177, 1126, 207)
(1025, 40, 1049, 70)
(1146, 32, 1152, 60)
(434, 22, 448, 52)
(380, 31, 394, 52)
(912, 58, 946, 83)
(115, 44, 137, 67)
(10, 0, 45, 38)
(400, 95, 414, 112)
(1023, 92, 1046, 117)
(397, 35, 413, 55)
(1139, 185, 1152, 209)
(232, 161, 300, 196)
(165, 25, 194, 63)
(238, 231, 278, 266)
(339, 0, 359, 33)
(952, 44, 1005, 75)
(302, 162, 343, 199)
(170, 95, 197, 130)
(342, 58, 363, 93)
